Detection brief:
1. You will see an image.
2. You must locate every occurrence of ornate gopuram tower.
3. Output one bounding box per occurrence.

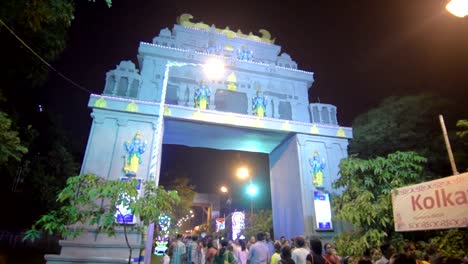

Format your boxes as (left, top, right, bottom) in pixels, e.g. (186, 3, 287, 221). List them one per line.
(45, 14, 352, 263)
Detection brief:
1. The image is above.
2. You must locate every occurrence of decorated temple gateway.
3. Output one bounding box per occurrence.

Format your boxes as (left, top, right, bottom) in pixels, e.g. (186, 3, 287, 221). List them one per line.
(45, 14, 352, 263)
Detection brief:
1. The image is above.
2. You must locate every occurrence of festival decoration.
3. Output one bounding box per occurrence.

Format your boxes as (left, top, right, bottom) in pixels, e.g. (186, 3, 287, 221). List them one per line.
(310, 124, 320, 134)
(126, 101, 138, 112)
(337, 127, 346, 137)
(226, 72, 237, 91)
(154, 241, 168, 256)
(231, 212, 245, 240)
(216, 218, 225, 232)
(94, 97, 107, 108)
(115, 177, 142, 224)
(176, 14, 275, 44)
(158, 214, 171, 239)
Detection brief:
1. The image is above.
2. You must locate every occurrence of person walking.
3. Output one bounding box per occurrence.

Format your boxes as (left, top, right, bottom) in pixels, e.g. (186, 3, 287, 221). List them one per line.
(214, 240, 236, 264)
(235, 240, 249, 264)
(170, 234, 186, 264)
(292, 237, 309, 264)
(279, 246, 295, 264)
(306, 238, 325, 264)
(206, 240, 218, 264)
(248, 232, 270, 264)
(270, 241, 282, 264)
(323, 243, 340, 264)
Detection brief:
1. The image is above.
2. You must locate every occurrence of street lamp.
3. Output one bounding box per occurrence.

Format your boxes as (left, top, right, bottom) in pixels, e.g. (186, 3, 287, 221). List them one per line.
(144, 58, 225, 264)
(220, 185, 233, 220)
(446, 0, 468, 17)
(236, 167, 250, 180)
(220, 186, 228, 193)
(236, 167, 257, 218)
(246, 183, 258, 217)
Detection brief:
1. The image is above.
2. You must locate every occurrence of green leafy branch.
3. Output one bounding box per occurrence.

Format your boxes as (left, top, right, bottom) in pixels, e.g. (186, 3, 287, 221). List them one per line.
(24, 174, 180, 242)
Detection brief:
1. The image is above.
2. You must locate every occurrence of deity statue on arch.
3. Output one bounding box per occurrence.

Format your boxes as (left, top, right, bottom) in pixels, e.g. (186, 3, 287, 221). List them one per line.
(123, 132, 147, 177)
(252, 88, 268, 117)
(194, 80, 212, 110)
(309, 150, 326, 187)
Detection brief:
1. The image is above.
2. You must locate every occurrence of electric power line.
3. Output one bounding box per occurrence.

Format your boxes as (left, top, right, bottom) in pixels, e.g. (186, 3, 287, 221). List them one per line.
(0, 18, 93, 94)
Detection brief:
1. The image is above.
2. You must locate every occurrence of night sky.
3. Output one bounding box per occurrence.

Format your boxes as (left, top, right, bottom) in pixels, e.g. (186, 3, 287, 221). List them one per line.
(41, 0, 468, 210)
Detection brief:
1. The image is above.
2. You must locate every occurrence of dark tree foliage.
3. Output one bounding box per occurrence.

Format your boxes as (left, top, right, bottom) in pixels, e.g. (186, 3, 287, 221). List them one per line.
(0, 0, 74, 90)
(349, 94, 467, 179)
(163, 177, 197, 224)
(0, 110, 79, 230)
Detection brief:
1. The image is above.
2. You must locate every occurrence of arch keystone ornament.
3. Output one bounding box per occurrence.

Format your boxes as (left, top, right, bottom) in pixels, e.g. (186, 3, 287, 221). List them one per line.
(94, 97, 107, 108)
(310, 124, 319, 134)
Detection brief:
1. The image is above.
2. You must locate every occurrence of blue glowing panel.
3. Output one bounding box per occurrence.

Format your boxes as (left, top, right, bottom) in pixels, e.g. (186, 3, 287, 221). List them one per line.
(163, 118, 290, 153)
(313, 191, 333, 230)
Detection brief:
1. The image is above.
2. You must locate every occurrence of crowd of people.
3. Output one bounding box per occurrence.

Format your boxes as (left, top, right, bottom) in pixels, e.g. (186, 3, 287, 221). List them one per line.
(162, 232, 467, 264)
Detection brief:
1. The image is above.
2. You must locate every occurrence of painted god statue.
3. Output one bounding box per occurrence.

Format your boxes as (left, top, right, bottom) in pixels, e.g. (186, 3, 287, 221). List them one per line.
(123, 132, 147, 176)
(237, 46, 253, 61)
(194, 80, 211, 110)
(309, 150, 326, 187)
(252, 89, 268, 117)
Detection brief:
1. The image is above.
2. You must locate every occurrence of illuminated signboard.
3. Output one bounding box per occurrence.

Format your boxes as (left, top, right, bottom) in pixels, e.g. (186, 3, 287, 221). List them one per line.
(115, 177, 142, 224)
(154, 240, 168, 256)
(313, 191, 333, 230)
(231, 212, 245, 240)
(216, 218, 225, 232)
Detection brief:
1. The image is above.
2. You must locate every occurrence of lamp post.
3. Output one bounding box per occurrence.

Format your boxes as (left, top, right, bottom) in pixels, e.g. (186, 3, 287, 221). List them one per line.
(220, 185, 229, 218)
(144, 58, 225, 264)
(246, 183, 258, 218)
(236, 167, 257, 219)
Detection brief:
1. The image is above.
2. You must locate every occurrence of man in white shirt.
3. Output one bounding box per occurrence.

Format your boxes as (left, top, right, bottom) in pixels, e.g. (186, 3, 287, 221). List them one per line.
(291, 237, 310, 264)
(376, 243, 396, 264)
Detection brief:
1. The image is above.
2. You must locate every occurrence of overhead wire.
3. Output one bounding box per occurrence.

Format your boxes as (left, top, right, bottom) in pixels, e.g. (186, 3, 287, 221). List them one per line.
(0, 18, 93, 94)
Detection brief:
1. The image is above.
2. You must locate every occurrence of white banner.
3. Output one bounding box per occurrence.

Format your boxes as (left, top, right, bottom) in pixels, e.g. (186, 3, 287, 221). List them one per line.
(391, 172, 468, 232)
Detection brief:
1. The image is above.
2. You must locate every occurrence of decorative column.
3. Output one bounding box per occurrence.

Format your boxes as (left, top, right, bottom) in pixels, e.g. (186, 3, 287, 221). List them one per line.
(113, 76, 120, 96)
(187, 85, 195, 108)
(247, 91, 253, 115)
(272, 99, 280, 119)
(177, 84, 186, 106)
(209, 86, 216, 110)
(263, 98, 270, 118)
(317, 107, 323, 123)
(126, 78, 134, 97)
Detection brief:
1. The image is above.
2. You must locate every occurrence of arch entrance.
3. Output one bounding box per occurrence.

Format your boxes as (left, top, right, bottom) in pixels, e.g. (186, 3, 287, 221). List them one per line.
(46, 17, 353, 263)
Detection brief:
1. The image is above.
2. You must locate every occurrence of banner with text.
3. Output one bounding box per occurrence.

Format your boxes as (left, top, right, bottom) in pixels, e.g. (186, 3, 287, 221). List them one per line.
(391, 172, 468, 232)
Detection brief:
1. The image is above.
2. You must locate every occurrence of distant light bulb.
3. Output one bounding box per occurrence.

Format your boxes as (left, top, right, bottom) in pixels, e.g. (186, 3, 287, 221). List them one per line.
(446, 0, 468, 17)
(220, 186, 228, 193)
(247, 184, 258, 196)
(237, 167, 249, 180)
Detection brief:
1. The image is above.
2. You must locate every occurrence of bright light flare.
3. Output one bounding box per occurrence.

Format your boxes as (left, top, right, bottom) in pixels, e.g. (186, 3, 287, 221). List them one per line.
(237, 167, 249, 180)
(220, 186, 228, 193)
(203, 58, 225, 80)
(446, 0, 468, 17)
(246, 184, 258, 197)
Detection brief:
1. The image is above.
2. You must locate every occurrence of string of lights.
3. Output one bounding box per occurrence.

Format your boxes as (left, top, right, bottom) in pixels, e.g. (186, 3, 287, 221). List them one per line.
(0, 18, 92, 95)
